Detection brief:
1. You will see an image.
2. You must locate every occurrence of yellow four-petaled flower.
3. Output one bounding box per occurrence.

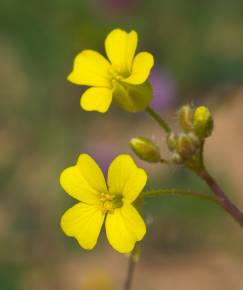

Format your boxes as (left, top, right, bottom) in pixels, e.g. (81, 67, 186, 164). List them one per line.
(68, 28, 154, 113)
(60, 154, 147, 253)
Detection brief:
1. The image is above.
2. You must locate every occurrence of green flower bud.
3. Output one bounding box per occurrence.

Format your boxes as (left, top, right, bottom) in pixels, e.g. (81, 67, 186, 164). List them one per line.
(113, 81, 153, 112)
(171, 152, 183, 164)
(130, 137, 161, 163)
(178, 105, 193, 132)
(167, 133, 178, 151)
(177, 133, 198, 159)
(187, 132, 200, 147)
(193, 106, 213, 138)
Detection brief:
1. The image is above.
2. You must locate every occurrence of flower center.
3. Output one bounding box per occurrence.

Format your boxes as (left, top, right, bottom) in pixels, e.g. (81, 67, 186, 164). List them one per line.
(108, 67, 130, 86)
(100, 193, 123, 214)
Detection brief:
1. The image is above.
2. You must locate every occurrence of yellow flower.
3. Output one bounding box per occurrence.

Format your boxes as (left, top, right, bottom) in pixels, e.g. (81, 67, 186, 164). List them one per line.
(60, 154, 147, 253)
(68, 28, 154, 113)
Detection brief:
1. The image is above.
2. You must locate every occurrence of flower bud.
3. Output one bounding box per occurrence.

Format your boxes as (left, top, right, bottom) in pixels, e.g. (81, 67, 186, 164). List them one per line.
(178, 105, 193, 132)
(113, 81, 153, 112)
(177, 133, 198, 159)
(193, 106, 213, 138)
(187, 132, 200, 147)
(130, 137, 161, 163)
(167, 133, 178, 151)
(171, 152, 183, 164)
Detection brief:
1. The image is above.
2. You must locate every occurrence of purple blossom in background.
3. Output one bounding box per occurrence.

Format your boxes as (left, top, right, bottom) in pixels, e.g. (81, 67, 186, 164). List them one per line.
(149, 67, 177, 112)
(88, 143, 118, 173)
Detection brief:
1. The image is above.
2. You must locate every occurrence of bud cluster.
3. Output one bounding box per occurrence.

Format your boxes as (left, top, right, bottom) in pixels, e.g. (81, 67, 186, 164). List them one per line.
(129, 105, 213, 166)
(167, 105, 214, 164)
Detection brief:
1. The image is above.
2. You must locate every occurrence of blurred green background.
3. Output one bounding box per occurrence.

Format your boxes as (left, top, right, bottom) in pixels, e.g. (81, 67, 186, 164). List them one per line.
(1, 0, 243, 289)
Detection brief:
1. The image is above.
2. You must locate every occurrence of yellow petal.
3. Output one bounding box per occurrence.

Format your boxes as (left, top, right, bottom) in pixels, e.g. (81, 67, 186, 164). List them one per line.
(61, 202, 105, 250)
(105, 29, 137, 75)
(81, 87, 113, 113)
(67, 50, 112, 87)
(124, 52, 154, 85)
(105, 204, 146, 253)
(60, 154, 107, 204)
(107, 154, 147, 203)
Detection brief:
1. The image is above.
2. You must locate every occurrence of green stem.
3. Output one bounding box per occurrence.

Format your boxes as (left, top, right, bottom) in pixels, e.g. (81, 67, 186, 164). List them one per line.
(146, 106, 171, 134)
(142, 188, 218, 205)
(123, 244, 140, 290)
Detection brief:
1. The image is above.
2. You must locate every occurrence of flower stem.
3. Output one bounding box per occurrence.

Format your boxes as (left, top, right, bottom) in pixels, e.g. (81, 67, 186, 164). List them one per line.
(143, 188, 218, 204)
(123, 244, 139, 290)
(197, 169, 243, 228)
(146, 106, 171, 134)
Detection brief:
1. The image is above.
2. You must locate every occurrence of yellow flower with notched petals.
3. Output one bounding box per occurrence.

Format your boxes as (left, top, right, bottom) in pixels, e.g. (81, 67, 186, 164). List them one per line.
(60, 154, 147, 253)
(68, 28, 154, 113)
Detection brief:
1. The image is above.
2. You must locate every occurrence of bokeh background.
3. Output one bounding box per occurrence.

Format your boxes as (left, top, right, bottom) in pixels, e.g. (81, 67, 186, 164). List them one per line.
(1, 0, 243, 289)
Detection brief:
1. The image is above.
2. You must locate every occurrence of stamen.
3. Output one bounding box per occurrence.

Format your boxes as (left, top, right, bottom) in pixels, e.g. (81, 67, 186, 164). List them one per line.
(99, 192, 123, 213)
